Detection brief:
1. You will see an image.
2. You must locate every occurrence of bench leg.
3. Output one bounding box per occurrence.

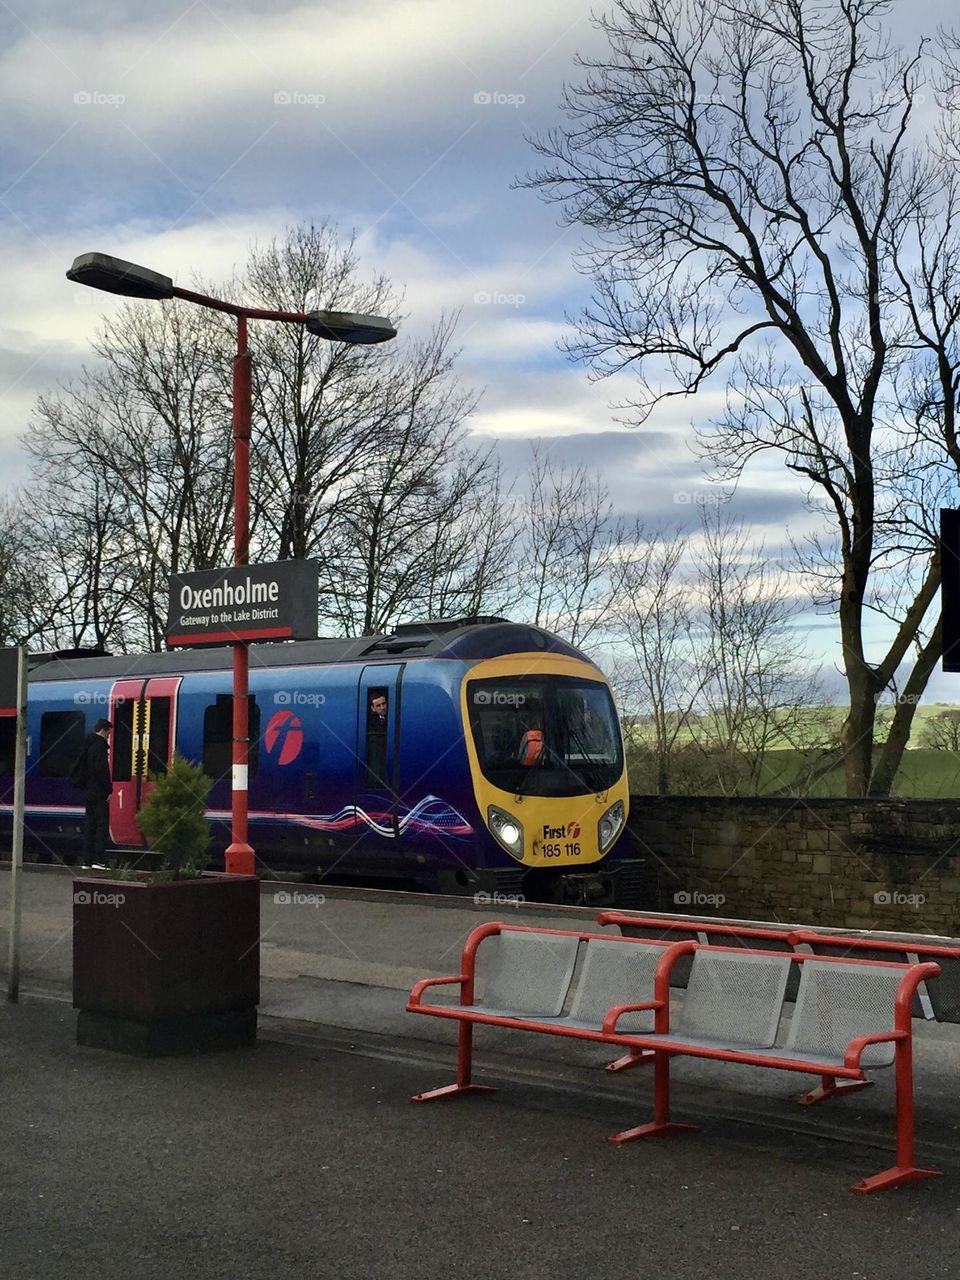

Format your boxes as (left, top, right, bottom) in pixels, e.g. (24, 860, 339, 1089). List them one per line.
(605, 1048, 655, 1074)
(797, 1075, 873, 1106)
(850, 1038, 940, 1194)
(411, 1022, 497, 1104)
(609, 1050, 696, 1144)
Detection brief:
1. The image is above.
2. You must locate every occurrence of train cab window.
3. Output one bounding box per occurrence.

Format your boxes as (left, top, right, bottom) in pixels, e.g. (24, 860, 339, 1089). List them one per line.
(0, 716, 15, 775)
(466, 676, 623, 798)
(39, 710, 86, 778)
(203, 695, 260, 783)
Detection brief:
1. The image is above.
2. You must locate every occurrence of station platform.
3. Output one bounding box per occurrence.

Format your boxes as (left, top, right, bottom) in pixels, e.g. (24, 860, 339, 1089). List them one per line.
(2, 867, 960, 1279)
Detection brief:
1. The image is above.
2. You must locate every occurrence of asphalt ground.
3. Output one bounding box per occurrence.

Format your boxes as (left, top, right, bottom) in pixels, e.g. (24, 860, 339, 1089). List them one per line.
(2, 999, 960, 1280)
(2, 866, 960, 1277)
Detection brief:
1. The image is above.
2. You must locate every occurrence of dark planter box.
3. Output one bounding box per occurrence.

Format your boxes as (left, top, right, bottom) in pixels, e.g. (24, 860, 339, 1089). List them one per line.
(73, 873, 260, 1056)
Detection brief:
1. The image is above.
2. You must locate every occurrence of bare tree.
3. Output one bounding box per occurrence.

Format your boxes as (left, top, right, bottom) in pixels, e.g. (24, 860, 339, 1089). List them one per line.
(690, 510, 830, 794)
(519, 444, 626, 645)
(526, 0, 960, 795)
(26, 301, 233, 648)
(611, 526, 704, 793)
(0, 496, 61, 646)
(418, 459, 519, 621)
(318, 315, 498, 634)
(919, 709, 960, 751)
(613, 510, 829, 795)
(238, 224, 404, 565)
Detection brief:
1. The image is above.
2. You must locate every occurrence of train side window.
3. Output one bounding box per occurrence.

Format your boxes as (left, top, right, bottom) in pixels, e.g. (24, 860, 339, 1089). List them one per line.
(147, 697, 172, 776)
(39, 710, 86, 778)
(202, 695, 261, 782)
(0, 716, 15, 775)
(112, 699, 134, 782)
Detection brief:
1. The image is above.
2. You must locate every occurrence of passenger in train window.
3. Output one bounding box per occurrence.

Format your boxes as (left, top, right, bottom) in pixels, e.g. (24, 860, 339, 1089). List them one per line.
(366, 691, 389, 785)
(369, 692, 388, 731)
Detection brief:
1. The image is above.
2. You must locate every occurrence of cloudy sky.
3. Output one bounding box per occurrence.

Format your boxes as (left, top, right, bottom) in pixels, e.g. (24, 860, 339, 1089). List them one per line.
(0, 0, 954, 693)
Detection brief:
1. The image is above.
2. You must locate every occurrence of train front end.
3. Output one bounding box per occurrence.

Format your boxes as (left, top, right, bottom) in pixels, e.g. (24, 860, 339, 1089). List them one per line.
(460, 652, 637, 906)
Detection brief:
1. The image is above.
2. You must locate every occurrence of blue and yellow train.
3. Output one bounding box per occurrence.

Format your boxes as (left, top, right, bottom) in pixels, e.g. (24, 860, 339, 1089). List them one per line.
(0, 617, 642, 904)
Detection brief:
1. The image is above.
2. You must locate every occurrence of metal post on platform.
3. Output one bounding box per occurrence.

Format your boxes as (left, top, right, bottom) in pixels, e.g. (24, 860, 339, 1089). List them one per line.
(225, 314, 255, 878)
(7, 645, 28, 1003)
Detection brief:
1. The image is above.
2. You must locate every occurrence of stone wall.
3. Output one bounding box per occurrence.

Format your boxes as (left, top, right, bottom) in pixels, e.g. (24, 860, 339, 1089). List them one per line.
(625, 795, 960, 936)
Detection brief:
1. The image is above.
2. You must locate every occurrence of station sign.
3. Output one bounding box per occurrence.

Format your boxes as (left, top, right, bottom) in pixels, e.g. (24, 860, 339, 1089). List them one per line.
(166, 560, 319, 648)
(941, 509, 960, 672)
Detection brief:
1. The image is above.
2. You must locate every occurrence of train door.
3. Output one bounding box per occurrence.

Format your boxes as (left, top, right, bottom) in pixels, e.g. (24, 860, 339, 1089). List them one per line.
(355, 664, 403, 846)
(108, 676, 180, 846)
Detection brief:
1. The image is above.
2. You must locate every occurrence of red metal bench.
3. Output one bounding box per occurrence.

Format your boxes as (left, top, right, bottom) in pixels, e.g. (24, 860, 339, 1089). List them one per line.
(407, 922, 941, 1194)
(406, 922, 689, 1099)
(598, 912, 960, 1071)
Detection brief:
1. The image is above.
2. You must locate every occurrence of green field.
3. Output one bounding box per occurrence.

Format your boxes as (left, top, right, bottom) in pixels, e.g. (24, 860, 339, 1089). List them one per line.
(623, 705, 960, 797)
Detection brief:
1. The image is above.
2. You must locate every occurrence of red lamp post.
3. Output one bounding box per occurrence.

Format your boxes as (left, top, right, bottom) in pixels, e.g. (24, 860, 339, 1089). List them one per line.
(66, 252, 396, 876)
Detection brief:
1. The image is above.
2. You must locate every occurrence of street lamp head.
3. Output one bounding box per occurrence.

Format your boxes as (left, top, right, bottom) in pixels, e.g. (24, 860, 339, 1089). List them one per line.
(306, 309, 397, 345)
(66, 252, 175, 301)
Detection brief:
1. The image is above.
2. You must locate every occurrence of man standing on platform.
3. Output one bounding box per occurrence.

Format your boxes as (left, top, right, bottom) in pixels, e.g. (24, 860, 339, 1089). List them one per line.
(78, 718, 113, 868)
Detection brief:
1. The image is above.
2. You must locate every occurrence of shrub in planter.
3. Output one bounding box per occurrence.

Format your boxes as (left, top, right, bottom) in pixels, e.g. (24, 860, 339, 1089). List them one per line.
(73, 752, 259, 1055)
(136, 752, 213, 878)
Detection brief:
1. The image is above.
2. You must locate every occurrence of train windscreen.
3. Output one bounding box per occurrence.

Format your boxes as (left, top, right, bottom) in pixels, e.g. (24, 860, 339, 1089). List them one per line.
(467, 675, 623, 796)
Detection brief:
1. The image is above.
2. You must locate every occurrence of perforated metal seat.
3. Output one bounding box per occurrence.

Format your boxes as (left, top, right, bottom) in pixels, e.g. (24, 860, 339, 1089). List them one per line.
(785, 959, 903, 1068)
(553, 938, 667, 1032)
(925, 957, 960, 1023)
(473, 930, 580, 1018)
(673, 948, 792, 1048)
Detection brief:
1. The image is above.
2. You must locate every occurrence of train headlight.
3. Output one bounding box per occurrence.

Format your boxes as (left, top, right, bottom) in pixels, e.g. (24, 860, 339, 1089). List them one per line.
(598, 800, 625, 853)
(487, 806, 524, 859)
